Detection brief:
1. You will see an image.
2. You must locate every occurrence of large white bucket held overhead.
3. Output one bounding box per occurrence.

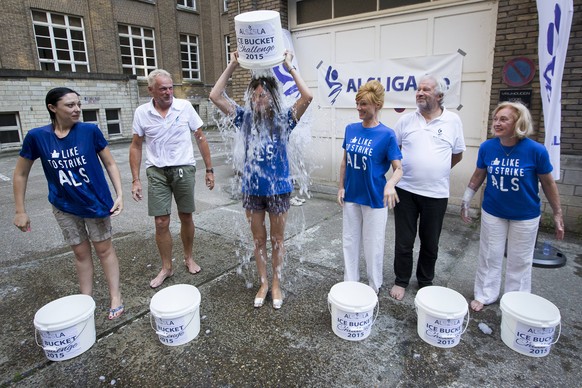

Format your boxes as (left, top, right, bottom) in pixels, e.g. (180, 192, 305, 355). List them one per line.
(327, 281, 379, 341)
(414, 286, 469, 348)
(500, 291, 561, 357)
(34, 294, 96, 361)
(150, 284, 201, 346)
(235, 10, 285, 69)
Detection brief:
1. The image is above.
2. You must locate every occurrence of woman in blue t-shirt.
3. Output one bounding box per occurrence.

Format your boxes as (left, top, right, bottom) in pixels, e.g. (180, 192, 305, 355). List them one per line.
(13, 87, 125, 320)
(461, 101, 564, 312)
(210, 51, 313, 309)
(337, 80, 403, 294)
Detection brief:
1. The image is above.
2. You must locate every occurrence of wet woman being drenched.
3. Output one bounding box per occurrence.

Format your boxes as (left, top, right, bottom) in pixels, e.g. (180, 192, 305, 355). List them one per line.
(210, 51, 313, 309)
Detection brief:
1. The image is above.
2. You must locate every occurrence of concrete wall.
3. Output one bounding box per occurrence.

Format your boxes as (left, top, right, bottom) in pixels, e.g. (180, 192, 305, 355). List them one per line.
(0, 72, 138, 146)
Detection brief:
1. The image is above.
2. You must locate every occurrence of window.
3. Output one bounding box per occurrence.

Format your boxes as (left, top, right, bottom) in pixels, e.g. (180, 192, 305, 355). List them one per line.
(82, 110, 99, 125)
(118, 25, 157, 77)
(180, 34, 200, 80)
(31, 10, 89, 72)
(0, 113, 22, 146)
(105, 109, 121, 136)
(223, 0, 228, 12)
(225, 35, 231, 66)
(177, 0, 196, 11)
(296, 0, 430, 24)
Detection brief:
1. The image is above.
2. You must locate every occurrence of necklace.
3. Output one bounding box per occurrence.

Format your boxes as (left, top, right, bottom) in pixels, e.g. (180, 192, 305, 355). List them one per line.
(498, 139, 518, 157)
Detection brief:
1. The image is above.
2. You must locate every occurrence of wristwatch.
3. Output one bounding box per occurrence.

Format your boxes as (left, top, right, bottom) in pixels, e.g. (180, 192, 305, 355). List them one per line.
(206, 168, 214, 173)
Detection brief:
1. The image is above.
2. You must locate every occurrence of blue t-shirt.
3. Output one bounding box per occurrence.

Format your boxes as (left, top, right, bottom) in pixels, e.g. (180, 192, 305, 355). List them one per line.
(342, 122, 402, 208)
(20, 122, 114, 218)
(233, 107, 296, 196)
(478, 137, 553, 220)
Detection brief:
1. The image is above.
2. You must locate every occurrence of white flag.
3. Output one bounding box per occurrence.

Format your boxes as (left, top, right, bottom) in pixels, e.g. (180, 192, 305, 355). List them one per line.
(537, 0, 573, 180)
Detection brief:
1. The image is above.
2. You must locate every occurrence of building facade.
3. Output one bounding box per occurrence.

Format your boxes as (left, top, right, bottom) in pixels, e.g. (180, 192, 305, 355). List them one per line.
(0, 0, 229, 146)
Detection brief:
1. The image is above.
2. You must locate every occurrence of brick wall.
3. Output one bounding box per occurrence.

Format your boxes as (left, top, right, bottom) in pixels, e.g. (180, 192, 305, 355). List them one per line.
(491, 0, 582, 234)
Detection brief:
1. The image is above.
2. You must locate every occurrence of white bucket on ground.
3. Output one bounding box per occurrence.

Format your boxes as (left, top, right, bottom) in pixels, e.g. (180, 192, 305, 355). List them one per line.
(150, 284, 201, 346)
(414, 286, 469, 348)
(34, 294, 96, 361)
(500, 291, 561, 357)
(327, 281, 378, 341)
(234, 10, 285, 69)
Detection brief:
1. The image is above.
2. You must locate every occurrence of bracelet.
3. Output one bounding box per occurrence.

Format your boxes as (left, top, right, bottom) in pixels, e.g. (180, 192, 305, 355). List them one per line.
(206, 168, 214, 173)
(132, 178, 140, 183)
(288, 65, 297, 72)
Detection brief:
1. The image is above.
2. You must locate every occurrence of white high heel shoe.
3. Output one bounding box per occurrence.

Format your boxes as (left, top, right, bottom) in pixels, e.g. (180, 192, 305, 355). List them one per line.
(272, 298, 283, 310)
(254, 297, 265, 308)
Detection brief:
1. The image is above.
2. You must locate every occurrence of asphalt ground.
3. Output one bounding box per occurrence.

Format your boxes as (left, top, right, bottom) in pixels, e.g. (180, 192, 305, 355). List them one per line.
(0, 135, 580, 387)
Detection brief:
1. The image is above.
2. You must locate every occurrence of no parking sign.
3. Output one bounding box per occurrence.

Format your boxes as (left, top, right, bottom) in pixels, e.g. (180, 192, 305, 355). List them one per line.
(503, 57, 536, 87)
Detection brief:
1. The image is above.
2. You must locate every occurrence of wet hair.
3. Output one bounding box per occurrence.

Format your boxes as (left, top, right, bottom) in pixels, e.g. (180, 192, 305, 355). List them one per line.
(491, 101, 533, 139)
(45, 87, 80, 123)
(418, 74, 448, 106)
(147, 69, 173, 87)
(355, 80, 385, 109)
(247, 76, 282, 115)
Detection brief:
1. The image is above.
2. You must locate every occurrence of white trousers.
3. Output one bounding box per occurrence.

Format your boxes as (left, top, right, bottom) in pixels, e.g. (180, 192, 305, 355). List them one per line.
(474, 209, 540, 305)
(342, 202, 388, 293)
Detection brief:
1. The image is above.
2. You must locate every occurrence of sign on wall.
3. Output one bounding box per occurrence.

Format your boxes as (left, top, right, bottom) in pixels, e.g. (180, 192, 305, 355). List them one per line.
(316, 52, 465, 109)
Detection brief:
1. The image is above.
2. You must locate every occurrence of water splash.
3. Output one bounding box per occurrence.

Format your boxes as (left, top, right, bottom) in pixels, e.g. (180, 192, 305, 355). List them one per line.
(211, 67, 314, 291)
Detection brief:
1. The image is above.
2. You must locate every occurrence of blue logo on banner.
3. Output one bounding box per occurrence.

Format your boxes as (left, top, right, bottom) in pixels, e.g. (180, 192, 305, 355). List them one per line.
(325, 65, 343, 104)
(273, 66, 300, 99)
(542, 4, 562, 102)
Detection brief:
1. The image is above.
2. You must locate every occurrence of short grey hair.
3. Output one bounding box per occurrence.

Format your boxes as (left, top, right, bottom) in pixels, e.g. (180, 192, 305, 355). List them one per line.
(419, 74, 449, 106)
(147, 69, 173, 87)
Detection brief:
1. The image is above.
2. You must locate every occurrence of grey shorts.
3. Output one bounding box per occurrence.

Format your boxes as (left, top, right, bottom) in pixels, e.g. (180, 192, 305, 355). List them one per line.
(52, 206, 112, 246)
(147, 165, 196, 216)
(242, 193, 291, 214)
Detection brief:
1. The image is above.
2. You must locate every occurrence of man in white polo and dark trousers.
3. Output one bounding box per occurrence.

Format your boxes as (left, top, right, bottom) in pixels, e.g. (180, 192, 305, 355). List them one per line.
(389, 74, 466, 301)
(129, 69, 215, 288)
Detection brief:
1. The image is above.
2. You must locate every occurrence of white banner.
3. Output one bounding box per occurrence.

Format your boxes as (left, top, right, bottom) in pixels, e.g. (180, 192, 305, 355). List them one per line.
(537, 0, 573, 180)
(272, 29, 300, 100)
(316, 52, 464, 108)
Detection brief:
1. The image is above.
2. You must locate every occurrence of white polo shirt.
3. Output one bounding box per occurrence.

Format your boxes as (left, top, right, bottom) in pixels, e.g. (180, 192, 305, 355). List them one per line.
(394, 107, 466, 198)
(132, 98, 204, 168)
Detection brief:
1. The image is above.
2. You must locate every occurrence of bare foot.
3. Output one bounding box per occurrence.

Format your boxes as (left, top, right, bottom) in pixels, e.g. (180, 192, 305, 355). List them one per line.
(184, 258, 201, 274)
(389, 285, 405, 300)
(470, 300, 484, 312)
(150, 268, 174, 288)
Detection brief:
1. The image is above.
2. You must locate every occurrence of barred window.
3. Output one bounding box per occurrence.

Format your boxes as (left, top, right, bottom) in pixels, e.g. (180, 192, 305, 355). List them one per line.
(31, 10, 89, 72)
(177, 0, 197, 11)
(82, 110, 99, 125)
(180, 34, 200, 80)
(118, 25, 157, 77)
(225, 35, 231, 66)
(105, 109, 121, 136)
(0, 113, 22, 146)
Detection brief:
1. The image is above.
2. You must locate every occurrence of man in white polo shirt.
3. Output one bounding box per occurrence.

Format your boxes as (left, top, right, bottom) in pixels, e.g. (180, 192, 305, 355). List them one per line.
(129, 69, 215, 288)
(389, 74, 466, 300)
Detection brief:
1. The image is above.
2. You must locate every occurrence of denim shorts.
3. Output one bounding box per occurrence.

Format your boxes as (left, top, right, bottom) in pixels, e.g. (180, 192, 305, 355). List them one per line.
(52, 206, 112, 246)
(242, 193, 291, 214)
